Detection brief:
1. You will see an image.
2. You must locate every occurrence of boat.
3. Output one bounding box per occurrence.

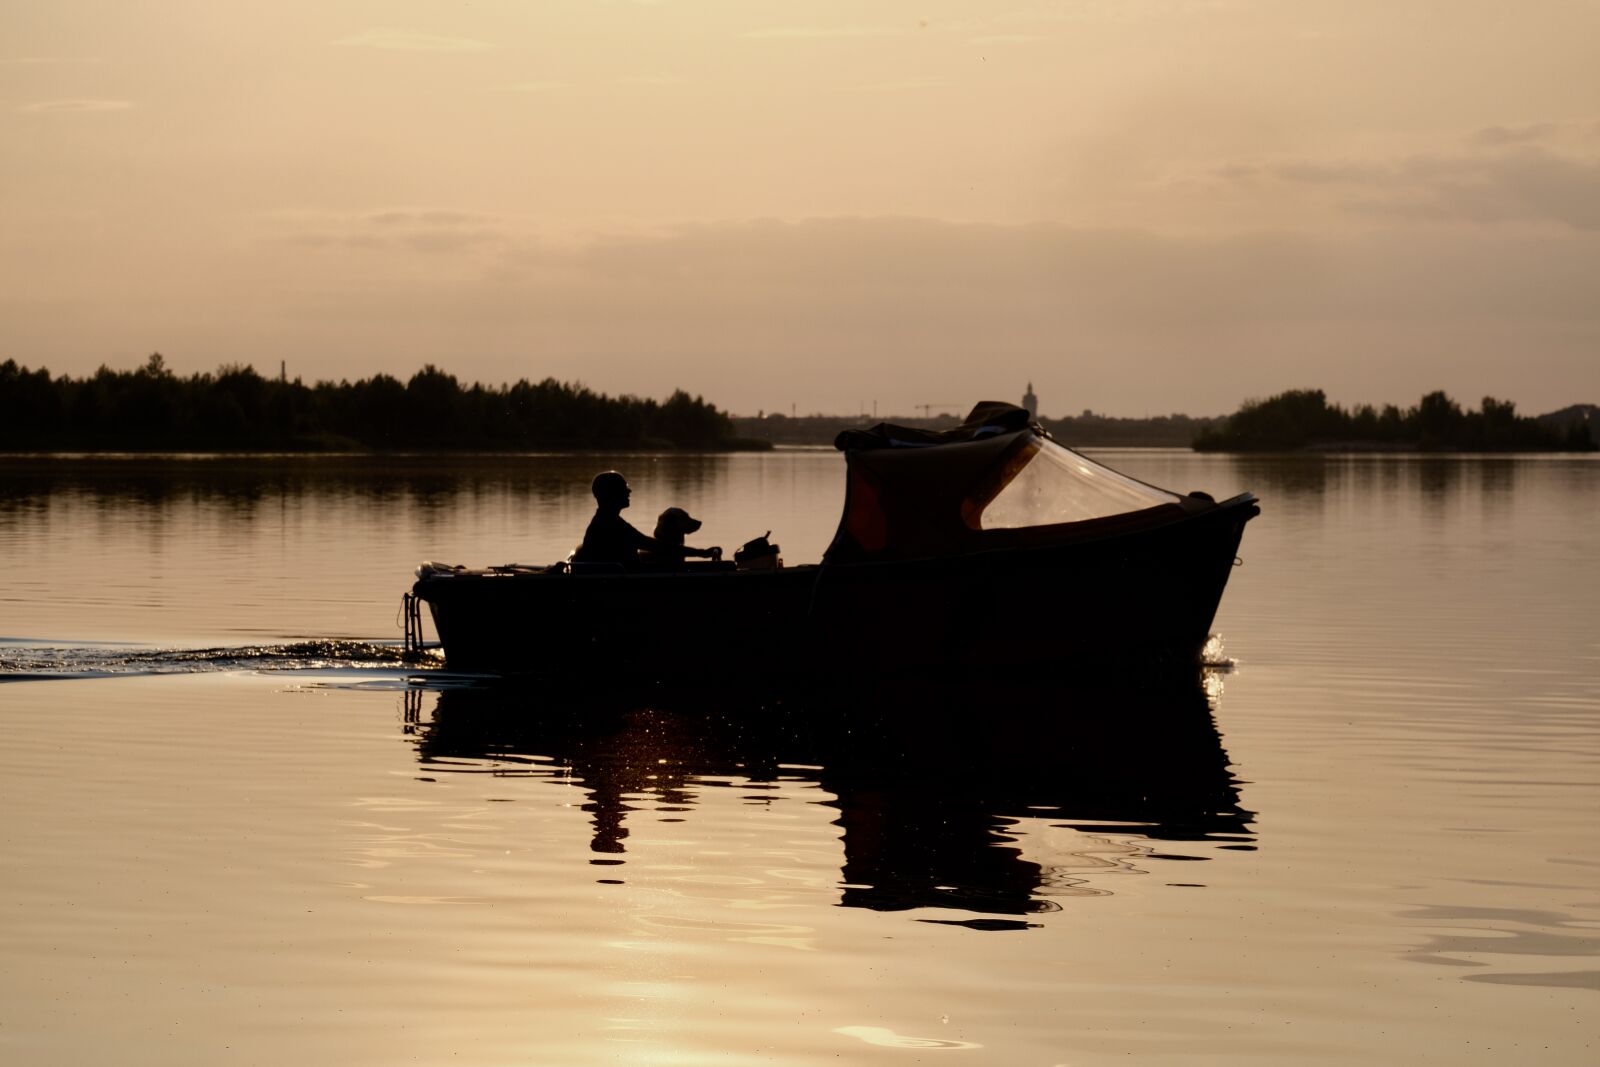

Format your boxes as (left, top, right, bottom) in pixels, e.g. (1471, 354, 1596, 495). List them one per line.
(406, 401, 1259, 676)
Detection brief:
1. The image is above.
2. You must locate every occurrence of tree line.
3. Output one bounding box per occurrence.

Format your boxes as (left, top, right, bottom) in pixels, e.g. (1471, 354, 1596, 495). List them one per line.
(0, 355, 746, 451)
(1193, 389, 1595, 452)
(729, 410, 1222, 447)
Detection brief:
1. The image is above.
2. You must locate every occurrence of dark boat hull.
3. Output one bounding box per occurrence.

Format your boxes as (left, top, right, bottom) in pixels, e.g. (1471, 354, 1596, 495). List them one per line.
(413, 496, 1258, 677)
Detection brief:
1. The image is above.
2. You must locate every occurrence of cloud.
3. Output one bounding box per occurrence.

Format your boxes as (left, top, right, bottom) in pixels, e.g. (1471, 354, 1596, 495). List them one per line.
(283, 214, 1590, 343)
(541, 218, 1336, 323)
(49, 212, 1586, 416)
(1472, 122, 1563, 147)
(301, 215, 1595, 415)
(1, 56, 102, 65)
(744, 26, 910, 40)
(1211, 138, 1600, 231)
(835, 78, 946, 94)
(366, 211, 488, 227)
(335, 29, 492, 52)
(286, 210, 503, 255)
(973, 0, 1237, 29)
(493, 80, 569, 93)
(16, 99, 133, 114)
(968, 34, 1050, 45)
(1387, 149, 1600, 230)
(1336, 150, 1599, 231)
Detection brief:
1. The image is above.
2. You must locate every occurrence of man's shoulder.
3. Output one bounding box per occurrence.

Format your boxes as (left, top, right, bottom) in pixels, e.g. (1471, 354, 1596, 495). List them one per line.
(587, 510, 635, 531)
(582, 509, 642, 544)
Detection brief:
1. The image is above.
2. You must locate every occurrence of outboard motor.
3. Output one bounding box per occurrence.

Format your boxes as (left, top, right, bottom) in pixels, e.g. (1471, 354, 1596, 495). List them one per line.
(734, 531, 782, 571)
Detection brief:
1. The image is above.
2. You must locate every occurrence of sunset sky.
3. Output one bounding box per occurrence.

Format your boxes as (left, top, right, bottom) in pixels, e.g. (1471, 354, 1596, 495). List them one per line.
(4, 1, 1596, 417)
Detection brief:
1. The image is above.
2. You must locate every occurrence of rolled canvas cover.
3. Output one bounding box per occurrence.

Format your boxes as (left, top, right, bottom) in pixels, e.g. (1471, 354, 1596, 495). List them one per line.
(824, 402, 1184, 562)
(832, 400, 1039, 451)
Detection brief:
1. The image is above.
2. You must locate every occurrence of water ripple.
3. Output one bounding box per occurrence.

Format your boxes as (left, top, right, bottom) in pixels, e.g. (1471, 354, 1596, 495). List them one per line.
(0, 638, 440, 678)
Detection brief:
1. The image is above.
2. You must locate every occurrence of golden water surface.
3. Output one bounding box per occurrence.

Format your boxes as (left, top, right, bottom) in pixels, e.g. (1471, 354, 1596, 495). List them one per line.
(1, 450, 1596, 1065)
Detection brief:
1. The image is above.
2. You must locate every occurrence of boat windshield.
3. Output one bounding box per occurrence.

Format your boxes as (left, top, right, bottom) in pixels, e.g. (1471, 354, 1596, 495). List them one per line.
(970, 437, 1181, 529)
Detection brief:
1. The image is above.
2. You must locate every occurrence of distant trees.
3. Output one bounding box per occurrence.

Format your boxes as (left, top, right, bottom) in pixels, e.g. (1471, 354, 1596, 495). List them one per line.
(0, 357, 740, 452)
(1194, 388, 1594, 452)
(727, 409, 1224, 447)
(1040, 411, 1222, 448)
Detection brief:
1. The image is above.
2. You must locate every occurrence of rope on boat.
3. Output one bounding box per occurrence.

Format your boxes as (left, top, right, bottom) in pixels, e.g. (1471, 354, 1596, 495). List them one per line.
(401, 592, 425, 659)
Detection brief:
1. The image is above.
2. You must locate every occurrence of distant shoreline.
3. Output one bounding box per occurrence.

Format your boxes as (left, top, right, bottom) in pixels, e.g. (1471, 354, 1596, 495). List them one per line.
(0, 447, 778, 468)
(5, 358, 1592, 454)
(1194, 390, 1595, 453)
(730, 411, 1222, 449)
(0, 440, 776, 457)
(5, 445, 1596, 470)
(0, 357, 757, 454)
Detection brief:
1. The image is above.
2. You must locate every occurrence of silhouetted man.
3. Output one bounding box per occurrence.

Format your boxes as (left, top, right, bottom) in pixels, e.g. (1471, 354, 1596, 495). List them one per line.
(574, 471, 717, 567)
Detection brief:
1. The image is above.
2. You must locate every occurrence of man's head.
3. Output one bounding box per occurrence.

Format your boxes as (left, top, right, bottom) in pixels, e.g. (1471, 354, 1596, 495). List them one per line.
(591, 470, 631, 509)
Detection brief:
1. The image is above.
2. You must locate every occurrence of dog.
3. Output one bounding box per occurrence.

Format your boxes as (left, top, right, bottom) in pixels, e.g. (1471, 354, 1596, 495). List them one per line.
(643, 506, 703, 565)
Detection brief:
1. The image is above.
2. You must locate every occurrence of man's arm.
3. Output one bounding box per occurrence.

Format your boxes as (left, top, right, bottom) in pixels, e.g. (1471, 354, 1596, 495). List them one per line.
(622, 520, 664, 552)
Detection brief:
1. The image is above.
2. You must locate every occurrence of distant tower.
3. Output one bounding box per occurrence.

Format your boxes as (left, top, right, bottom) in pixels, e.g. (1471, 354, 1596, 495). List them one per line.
(280, 360, 286, 383)
(1022, 381, 1038, 418)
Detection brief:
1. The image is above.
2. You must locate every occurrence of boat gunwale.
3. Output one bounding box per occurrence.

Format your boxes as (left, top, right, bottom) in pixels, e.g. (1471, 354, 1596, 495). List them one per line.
(411, 492, 1259, 596)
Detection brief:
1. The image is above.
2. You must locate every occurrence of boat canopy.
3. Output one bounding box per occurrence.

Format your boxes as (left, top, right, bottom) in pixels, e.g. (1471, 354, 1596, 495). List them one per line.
(824, 401, 1185, 562)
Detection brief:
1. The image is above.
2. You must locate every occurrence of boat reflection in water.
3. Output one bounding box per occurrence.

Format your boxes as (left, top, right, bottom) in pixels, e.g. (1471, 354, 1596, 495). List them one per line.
(401, 669, 1253, 923)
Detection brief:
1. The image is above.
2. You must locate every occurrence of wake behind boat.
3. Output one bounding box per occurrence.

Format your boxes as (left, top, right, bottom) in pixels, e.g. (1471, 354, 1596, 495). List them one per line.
(406, 402, 1259, 676)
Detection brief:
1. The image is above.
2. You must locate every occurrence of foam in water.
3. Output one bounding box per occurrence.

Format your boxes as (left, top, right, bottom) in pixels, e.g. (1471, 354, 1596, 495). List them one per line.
(0, 639, 443, 679)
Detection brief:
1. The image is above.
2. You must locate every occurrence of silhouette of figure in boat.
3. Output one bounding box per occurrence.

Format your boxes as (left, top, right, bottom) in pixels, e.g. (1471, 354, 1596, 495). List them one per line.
(574, 471, 719, 568)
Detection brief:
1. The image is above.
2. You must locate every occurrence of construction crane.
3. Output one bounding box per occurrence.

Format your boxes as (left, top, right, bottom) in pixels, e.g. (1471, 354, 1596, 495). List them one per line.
(915, 403, 961, 418)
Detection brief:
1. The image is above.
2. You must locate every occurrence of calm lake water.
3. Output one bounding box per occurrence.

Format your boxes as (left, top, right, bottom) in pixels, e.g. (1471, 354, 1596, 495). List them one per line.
(1, 449, 1596, 1065)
